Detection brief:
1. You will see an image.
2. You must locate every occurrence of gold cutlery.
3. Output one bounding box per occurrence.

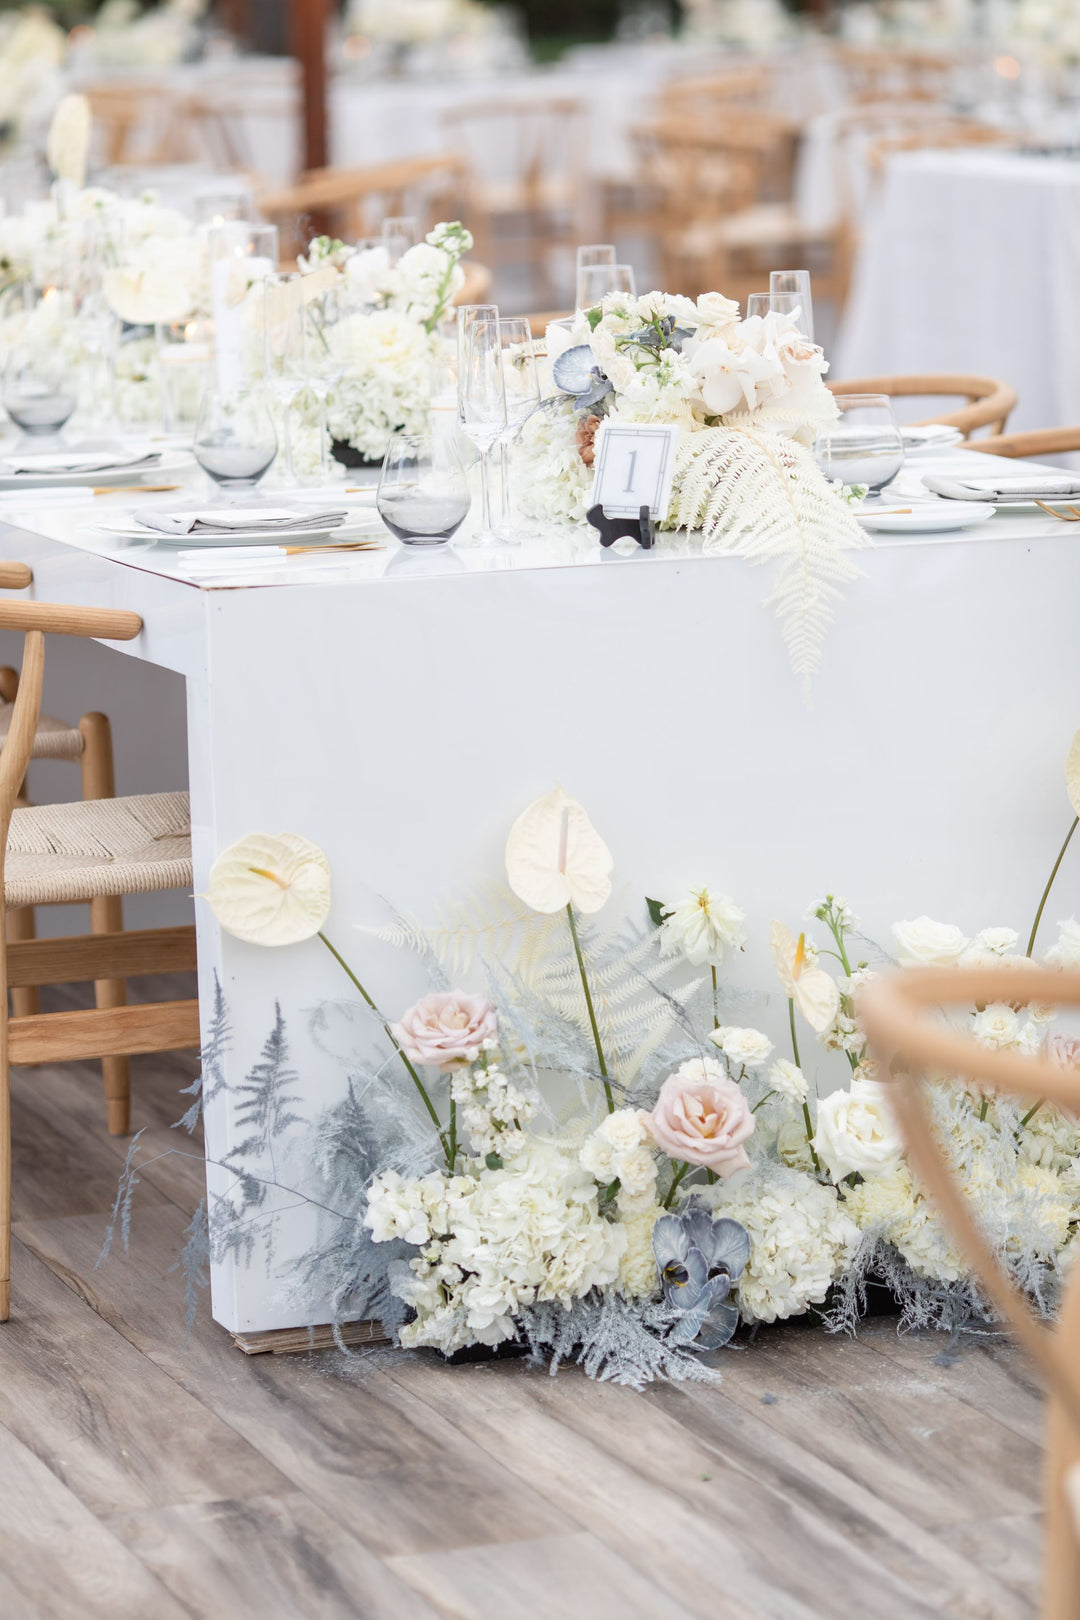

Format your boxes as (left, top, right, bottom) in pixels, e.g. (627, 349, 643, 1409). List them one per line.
(282, 540, 384, 555)
(92, 483, 182, 496)
(1035, 500, 1080, 522)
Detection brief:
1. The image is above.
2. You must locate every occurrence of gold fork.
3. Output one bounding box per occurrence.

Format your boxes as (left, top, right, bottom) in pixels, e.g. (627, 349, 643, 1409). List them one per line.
(92, 483, 182, 496)
(1035, 499, 1080, 522)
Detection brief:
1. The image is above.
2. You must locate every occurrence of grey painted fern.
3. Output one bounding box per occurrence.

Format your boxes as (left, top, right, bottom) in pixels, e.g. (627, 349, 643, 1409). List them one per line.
(675, 424, 870, 694)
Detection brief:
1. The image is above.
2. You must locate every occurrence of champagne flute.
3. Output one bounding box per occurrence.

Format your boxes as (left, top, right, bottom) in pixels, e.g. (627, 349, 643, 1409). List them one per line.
(577, 262, 636, 311)
(495, 315, 541, 541)
(745, 291, 812, 336)
(457, 306, 507, 546)
(261, 273, 307, 484)
(770, 270, 814, 342)
(575, 244, 616, 310)
(381, 215, 419, 265)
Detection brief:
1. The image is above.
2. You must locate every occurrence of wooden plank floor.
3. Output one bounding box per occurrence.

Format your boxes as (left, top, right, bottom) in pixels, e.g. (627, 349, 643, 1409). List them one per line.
(2, 1049, 1045, 1619)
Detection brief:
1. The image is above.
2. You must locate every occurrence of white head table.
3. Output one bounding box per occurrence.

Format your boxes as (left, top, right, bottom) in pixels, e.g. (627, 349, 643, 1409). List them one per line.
(1, 445, 1077, 1334)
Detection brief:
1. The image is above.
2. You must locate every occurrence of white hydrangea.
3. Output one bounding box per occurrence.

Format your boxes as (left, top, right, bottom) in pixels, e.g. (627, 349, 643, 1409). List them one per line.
(1046, 919, 1080, 969)
(616, 1202, 663, 1298)
(710, 1025, 773, 1069)
(658, 884, 746, 968)
(844, 1164, 966, 1284)
(511, 399, 592, 526)
(704, 1165, 860, 1323)
(371, 1138, 626, 1356)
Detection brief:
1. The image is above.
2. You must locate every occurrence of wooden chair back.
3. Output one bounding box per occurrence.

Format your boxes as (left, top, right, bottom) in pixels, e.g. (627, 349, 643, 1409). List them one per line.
(838, 45, 954, 104)
(260, 155, 467, 259)
(83, 82, 188, 167)
(441, 98, 586, 208)
(630, 116, 774, 236)
(867, 119, 1014, 174)
(859, 962, 1080, 1619)
(657, 67, 772, 115)
(967, 427, 1080, 460)
(828, 373, 1018, 438)
(524, 310, 572, 338)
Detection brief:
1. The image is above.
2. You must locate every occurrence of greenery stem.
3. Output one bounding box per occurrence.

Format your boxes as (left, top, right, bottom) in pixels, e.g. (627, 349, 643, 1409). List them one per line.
(802, 1101, 823, 1175)
(1019, 1100, 1043, 1130)
(788, 997, 802, 1068)
(1027, 815, 1078, 958)
(711, 965, 720, 1030)
(317, 931, 452, 1167)
(567, 902, 615, 1112)
(663, 1161, 692, 1209)
(752, 1090, 777, 1114)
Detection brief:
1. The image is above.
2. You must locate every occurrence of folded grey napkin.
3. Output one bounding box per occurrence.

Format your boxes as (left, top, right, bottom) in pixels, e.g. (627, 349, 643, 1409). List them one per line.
(137, 507, 348, 537)
(924, 473, 1080, 504)
(2, 450, 162, 475)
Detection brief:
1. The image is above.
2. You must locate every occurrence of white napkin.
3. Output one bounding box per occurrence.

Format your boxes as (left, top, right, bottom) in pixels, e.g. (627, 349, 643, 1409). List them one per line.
(1, 450, 162, 475)
(137, 507, 348, 537)
(923, 473, 1080, 503)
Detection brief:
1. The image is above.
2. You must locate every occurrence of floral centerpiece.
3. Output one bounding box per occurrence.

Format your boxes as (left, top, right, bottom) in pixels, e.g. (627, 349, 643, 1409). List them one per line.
(518, 291, 867, 688)
(302, 221, 472, 465)
(106, 728, 1080, 1387)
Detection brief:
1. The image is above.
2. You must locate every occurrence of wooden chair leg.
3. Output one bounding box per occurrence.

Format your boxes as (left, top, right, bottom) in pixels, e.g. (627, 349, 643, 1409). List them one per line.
(79, 713, 130, 1136)
(0, 667, 38, 1021)
(0, 1006, 8, 1323)
(1045, 1271, 1080, 1618)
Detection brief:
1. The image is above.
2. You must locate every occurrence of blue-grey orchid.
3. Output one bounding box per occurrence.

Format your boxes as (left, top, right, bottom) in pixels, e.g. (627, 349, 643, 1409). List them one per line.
(551, 344, 614, 411)
(652, 1203, 750, 1349)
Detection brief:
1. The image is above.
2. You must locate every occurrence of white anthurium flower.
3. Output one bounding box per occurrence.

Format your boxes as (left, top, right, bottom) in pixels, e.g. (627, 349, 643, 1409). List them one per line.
(505, 787, 613, 915)
(46, 94, 91, 187)
(1066, 727, 1080, 818)
(207, 833, 331, 946)
(769, 920, 840, 1033)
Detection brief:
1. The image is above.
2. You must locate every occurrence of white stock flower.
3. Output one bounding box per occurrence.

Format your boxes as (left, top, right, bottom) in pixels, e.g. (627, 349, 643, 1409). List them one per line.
(658, 885, 746, 967)
(892, 916, 969, 967)
(710, 1025, 774, 1069)
(616, 1202, 663, 1297)
(768, 1059, 808, 1103)
(972, 1002, 1022, 1049)
(812, 1080, 903, 1183)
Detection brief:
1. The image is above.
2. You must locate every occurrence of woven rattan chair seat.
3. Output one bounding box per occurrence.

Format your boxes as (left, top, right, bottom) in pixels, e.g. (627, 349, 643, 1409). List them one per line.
(4, 791, 192, 907)
(0, 702, 85, 763)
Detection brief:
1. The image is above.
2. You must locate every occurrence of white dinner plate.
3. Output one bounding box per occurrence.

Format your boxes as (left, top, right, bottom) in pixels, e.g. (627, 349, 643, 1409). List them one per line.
(857, 500, 996, 534)
(0, 448, 194, 490)
(94, 517, 377, 547)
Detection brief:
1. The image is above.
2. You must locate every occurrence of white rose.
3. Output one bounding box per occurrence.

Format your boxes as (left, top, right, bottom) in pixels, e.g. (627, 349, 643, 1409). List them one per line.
(892, 916, 969, 966)
(710, 1026, 774, 1069)
(1046, 918, 1080, 968)
(972, 1002, 1021, 1049)
(812, 1080, 903, 1183)
(768, 1059, 807, 1103)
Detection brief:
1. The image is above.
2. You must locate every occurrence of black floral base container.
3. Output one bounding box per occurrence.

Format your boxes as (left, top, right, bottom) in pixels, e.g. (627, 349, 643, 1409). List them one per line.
(331, 439, 378, 471)
(435, 1337, 530, 1367)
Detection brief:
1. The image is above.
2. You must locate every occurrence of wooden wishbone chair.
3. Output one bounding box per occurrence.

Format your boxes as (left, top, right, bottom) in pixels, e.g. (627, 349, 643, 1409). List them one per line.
(967, 427, 1080, 461)
(828, 374, 1018, 438)
(860, 963, 1080, 1619)
(0, 579, 199, 1322)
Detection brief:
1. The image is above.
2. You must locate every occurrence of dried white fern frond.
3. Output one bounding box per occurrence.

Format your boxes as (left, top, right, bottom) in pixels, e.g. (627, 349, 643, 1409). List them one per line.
(675, 424, 870, 697)
(367, 879, 560, 981)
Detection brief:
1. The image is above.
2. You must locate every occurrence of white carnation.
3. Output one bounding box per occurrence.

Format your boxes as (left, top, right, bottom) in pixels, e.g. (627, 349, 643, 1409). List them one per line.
(710, 1025, 774, 1069)
(768, 1059, 808, 1103)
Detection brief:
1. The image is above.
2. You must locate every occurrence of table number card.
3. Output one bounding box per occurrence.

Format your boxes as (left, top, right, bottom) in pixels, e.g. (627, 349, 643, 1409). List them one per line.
(590, 423, 680, 520)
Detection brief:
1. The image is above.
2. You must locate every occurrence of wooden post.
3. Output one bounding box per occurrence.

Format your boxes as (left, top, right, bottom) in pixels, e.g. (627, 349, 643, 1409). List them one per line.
(290, 0, 329, 175)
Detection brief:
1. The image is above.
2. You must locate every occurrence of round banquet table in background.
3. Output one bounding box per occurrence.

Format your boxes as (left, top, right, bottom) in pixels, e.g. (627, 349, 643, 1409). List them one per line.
(1, 442, 1079, 1333)
(834, 149, 1080, 434)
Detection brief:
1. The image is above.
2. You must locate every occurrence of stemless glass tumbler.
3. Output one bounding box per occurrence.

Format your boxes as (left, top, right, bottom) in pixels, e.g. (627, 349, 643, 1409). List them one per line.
(377, 432, 471, 546)
(814, 394, 904, 495)
(194, 384, 278, 490)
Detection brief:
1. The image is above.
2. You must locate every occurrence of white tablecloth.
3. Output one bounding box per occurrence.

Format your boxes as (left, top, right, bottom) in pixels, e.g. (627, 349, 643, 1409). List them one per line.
(834, 149, 1080, 431)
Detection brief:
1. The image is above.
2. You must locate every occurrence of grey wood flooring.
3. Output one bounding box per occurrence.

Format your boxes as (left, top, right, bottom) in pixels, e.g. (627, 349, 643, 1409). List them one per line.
(1, 1048, 1044, 1619)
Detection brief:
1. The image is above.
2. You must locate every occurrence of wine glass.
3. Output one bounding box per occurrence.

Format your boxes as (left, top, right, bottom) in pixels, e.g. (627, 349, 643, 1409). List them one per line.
(495, 316, 541, 541)
(745, 291, 812, 337)
(575, 244, 616, 310)
(377, 431, 471, 546)
(381, 215, 419, 265)
(814, 394, 904, 496)
(3, 343, 76, 435)
(457, 306, 507, 545)
(194, 384, 278, 491)
(577, 262, 636, 310)
(770, 270, 814, 343)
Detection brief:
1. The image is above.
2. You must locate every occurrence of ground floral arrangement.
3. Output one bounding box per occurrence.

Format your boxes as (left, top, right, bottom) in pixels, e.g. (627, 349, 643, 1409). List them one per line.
(110, 735, 1080, 1387)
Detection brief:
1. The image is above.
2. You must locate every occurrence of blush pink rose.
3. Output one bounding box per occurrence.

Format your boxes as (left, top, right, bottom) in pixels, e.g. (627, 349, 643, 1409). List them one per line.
(391, 991, 497, 1071)
(646, 1059, 755, 1177)
(1046, 1034, 1080, 1070)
